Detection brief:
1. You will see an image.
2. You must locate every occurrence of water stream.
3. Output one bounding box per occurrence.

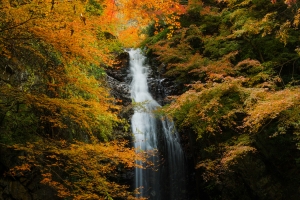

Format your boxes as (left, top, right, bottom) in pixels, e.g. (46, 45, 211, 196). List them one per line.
(129, 49, 186, 200)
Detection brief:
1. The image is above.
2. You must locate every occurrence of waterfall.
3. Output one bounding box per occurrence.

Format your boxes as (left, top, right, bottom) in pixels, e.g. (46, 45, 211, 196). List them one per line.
(129, 49, 186, 200)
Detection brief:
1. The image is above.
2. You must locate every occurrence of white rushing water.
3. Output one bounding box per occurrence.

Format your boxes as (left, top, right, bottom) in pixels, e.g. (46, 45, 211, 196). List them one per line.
(129, 49, 186, 200)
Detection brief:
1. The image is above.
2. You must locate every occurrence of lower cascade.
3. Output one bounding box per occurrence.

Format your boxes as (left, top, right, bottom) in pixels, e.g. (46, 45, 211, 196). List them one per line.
(128, 49, 186, 199)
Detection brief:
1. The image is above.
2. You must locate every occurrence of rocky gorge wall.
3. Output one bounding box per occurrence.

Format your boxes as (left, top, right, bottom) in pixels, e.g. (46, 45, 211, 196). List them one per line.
(106, 50, 198, 199)
(105, 50, 182, 107)
(108, 50, 300, 200)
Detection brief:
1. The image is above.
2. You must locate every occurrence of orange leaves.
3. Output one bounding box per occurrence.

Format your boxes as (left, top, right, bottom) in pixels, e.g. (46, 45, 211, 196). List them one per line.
(271, 0, 297, 6)
(8, 163, 31, 176)
(67, 140, 143, 168)
(220, 145, 256, 166)
(162, 77, 247, 139)
(21, 0, 116, 65)
(41, 172, 71, 198)
(118, 26, 141, 47)
(101, 0, 119, 24)
(0, 1, 169, 198)
(117, 0, 186, 42)
(0, 0, 125, 141)
(26, 91, 119, 135)
(190, 51, 238, 80)
(7, 139, 144, 199)
(166, 71, 300, 140)
(242, 88, 300, 133)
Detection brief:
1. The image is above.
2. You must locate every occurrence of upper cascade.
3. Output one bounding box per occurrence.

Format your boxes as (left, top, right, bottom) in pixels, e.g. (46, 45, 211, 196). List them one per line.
(128, 48, 186, 200)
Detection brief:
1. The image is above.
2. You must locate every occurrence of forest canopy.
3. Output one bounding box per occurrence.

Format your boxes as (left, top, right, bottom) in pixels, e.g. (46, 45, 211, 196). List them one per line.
(142, 0, 300, 199)
(1, 0, 300, 199)
(0, 0, 150, 198)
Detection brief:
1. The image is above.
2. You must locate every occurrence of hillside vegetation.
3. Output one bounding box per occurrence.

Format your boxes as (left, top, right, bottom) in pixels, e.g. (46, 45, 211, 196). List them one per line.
(1, 0, 300, 199)
(0, 0, 141, 199)
(143, 0, 300, 199)
(0, 0, 188, 198)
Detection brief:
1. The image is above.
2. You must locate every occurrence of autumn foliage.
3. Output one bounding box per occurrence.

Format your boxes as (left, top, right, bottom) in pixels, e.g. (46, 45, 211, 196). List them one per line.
(7, 139, 146, 199)
(2, 0, 300, 199)
(0, 0, 152, 199)
(143, 0, 300, 198)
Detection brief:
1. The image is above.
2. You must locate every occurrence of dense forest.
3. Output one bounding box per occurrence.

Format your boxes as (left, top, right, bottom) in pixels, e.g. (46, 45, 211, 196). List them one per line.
(1, 0, 300, 199)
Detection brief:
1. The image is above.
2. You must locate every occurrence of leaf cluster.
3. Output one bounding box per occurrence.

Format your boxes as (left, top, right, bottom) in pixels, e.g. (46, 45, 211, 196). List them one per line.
(7, 139, 146, 199)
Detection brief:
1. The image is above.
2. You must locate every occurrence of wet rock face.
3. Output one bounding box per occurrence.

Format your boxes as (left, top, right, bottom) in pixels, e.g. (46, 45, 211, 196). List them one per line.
(106, 51, 181, 106)
(106, 52, 132, 106)
(106, 52, 130, 83)
(106, 75, 131, 106)
(146, 58, 182, 105)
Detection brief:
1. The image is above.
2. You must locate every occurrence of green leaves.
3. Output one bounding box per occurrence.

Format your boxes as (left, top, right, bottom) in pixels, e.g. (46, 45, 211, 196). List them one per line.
(86, 0, 104, 16)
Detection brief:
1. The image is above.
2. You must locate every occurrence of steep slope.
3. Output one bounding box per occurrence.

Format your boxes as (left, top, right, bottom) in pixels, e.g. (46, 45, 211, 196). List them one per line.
(142, 0, 300, 199)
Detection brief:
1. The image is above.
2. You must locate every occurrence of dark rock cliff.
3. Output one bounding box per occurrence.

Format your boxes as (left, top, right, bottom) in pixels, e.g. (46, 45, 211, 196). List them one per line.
(106, 50, 195, 199)
(146, 57, 183, 106)
(106, 50, 183, 107)
(106, 51, 132, 106)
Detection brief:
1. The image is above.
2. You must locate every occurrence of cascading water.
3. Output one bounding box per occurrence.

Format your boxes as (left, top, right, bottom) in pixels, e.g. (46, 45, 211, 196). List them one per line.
(129, 49, 186, 200)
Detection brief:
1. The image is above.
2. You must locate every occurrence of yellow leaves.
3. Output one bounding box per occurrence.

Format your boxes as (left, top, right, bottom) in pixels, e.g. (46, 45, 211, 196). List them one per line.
(167, 30, 175, 40)
(0, 0, 126, 141)
(41, 172, 71, 198)
(167, 71, 300, 139)
(117, 0, 185, 41)
(8, 163, 31, 176)
(26, 89, 119, 136)
(227, 9, 279, 39)
(243, 88, 300, 133)
(0, 1, 169, 198)
(164, 78, 245, 139)
(7, 139, 143, 199)
(117, 26, 140, 47)
(276, 20, 291, 45)
(293, 9, 300, 28)
(221, 145, 256, 166)
(67, 140, 143, 169)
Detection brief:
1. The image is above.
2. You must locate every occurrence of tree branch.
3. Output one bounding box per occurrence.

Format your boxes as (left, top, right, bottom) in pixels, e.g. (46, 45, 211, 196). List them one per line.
(0, 13, 35, 33)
